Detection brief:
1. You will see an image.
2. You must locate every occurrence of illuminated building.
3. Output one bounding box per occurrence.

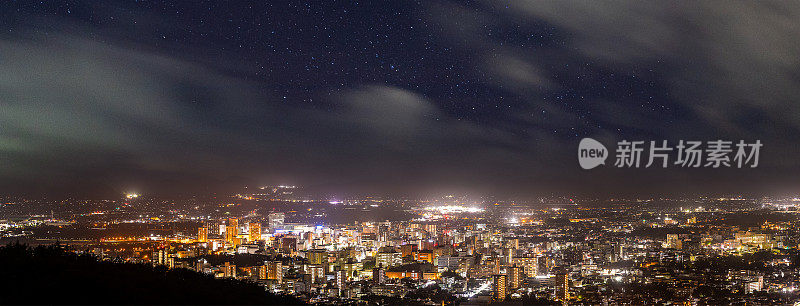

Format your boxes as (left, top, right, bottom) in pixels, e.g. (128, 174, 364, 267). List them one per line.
(257, 265, 267, 280)
(734, 231, 773, 249)
(371, 285, 408, 297)
(400, 244, 417, 258)
(268, 213, 284, 232)
(267, 261, 282, 283)
(612, 243, 624, 262)
(492, 274, 507, 301)
(376, 251, 401, 268)
(336, 269, 347, 289)
(308, 264, 324, 284)
(195, 258, 208, 273)
(666, 234, 682, 249)
(224, 261, 236, 278)
(307, 249, 326, 265)
(505, 238, 519, 249)
(433, 245, 453, 257)
(300, 274, 313, 291)
(503, 247, 513, 265)
(228, 218, 239, 234)
(421, 240, 436, 251)
(508, 265, 523, 290)
(744, 276, 764, 293)
(436, 255, 460, 271)
(372, 267, 385, 284)
(152, 249, 167, 266)
(424, 223, 437, 236)
(385, 271, 421, 280)
(248, 222, 261, 242)
(237, 243, 260, 254)
(303, 232, 314, 249)
(513, 256, 538, 277)
(281, 237, 297, 255)
(226, 226, 237, 245)
(556, 272, 569, 301)
(417, 250, 435, 263)
(197, 226, 208, 243)
(342, 261, 362, 281)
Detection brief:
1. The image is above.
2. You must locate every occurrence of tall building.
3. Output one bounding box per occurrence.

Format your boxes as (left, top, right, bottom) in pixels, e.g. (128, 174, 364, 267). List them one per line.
(666, 234, 682, 249)
(556, 272, 569, 301)
(342, 261, 361, 281)
(745, 276, 764, 293)
(506, 238, 519, 249)
(281, 237, 297, 255)
(197, 226, 208, 243)
(508, 265, 523, 290)
(268, 213, 285, 232)
(307, 249, 326, 265)
(226, 225, 237, 245)
(228, 218, 239, 235)
(257, 265, 267, 280)
(205, 220, 220, 234)
(513, 256, 538, 277)
(308, 264, 325, 284)
(224, 261, 237, 278)
(248, 222, 261, 242)
(373, 267, 385, 284)
(424, 223, 437, 236)
(503, 247, 514, 265)
(612, 243, 625, 262)
(151, 249, 167, 266)
(436, 255, 463, 272)
(492, 274, 507, 302)
(376, 251, 402, 268)
(400, 244, 417, 258)
(303, 232, 314, 249)
(335, 269, 347, 290)
(421, 240, 436, 251)
(267, 261, 283, 283)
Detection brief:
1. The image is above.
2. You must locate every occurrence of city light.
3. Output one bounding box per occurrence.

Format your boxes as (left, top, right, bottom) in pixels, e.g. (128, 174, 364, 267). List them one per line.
(423, 205, 484, 214)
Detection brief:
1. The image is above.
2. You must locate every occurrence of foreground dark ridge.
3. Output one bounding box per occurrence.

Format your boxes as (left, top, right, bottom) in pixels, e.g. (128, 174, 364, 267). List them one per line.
(0, 242, 304, 305)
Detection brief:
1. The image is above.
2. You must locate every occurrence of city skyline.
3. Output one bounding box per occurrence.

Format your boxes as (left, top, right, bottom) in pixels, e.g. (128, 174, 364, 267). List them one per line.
(2, 192, 799, 304)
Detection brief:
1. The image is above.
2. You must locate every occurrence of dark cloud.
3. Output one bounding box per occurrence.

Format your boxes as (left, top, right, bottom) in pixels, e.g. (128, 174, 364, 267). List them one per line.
(482, 1, 800, 137)
(419, 1, 800, 193)
(0, 30, 535, 196)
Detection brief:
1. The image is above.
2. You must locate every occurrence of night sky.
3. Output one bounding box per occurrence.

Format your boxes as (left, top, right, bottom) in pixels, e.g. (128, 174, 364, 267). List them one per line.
(1, 1, 799, 198)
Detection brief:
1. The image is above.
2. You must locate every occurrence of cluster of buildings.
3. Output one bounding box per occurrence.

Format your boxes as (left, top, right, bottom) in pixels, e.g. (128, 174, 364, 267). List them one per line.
(123, 202, 799, 305)
(5, 195, 800, 304)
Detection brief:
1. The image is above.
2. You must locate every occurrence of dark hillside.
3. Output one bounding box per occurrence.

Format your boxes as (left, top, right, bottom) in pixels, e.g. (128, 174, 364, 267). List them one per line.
(0, 243, 304, 305)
